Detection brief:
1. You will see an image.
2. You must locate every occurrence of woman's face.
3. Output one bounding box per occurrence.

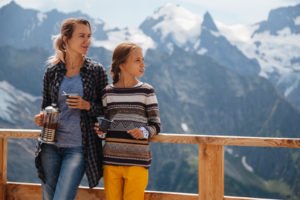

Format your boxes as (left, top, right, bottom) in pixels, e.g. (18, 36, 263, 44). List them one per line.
(65, 23, 91, 56)
(121, 47, 145, 78)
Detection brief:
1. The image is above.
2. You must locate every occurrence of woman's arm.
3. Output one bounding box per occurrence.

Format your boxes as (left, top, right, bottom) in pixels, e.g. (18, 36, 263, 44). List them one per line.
(41, 68, 52, 110)
(88, 64, 108, 116)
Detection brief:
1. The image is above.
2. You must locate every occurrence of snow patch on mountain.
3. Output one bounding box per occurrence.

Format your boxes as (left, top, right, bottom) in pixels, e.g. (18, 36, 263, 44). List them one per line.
(151, 3, 201, 45)
(249, 29, 298, 78)
(217, 22, 256, 43)
(197, 47, 207, 55)
(218, 22, 300, 78)
(242, 156, 254, 172)
(295, 16, 300, 25)
(0, 81, 39, 123)
(94, 18, 105, 26)
(93, 27, 155, 52)
(37, 12, 47, 25)
(284, 78, 300, 97)
(181, 122, 189, 132)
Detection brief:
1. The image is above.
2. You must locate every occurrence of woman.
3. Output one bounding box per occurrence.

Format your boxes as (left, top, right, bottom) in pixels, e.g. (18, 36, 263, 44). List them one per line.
(34, 18, 108, 200)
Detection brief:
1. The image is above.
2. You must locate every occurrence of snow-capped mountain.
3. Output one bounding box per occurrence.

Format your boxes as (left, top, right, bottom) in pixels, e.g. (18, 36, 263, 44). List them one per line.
(0, 1, 108, 50)
(2, 1, 298, 89)
(139, 3, 202, 52)
(217, 4, 300, 108)
(138, 3, 300, 109)
(0, 81, 41, 128)
(198, 12, 261, 76)
(255, 4, 300, 35)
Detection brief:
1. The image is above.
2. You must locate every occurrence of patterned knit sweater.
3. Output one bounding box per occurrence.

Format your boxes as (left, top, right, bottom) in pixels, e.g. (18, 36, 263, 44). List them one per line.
(102, 82, 161, 168)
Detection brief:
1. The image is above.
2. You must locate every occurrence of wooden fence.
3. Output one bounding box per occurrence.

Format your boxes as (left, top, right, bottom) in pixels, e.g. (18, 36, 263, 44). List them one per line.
(1, 129, 300, 200)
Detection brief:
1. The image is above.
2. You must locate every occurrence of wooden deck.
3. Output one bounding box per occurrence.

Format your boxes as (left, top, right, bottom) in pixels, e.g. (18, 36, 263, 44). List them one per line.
(1, 129, 300, 200)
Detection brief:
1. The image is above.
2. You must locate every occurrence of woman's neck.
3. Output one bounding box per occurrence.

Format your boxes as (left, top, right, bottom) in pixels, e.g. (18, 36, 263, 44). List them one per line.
(64, 53, 84, 77)
(65, 53, 84, 70)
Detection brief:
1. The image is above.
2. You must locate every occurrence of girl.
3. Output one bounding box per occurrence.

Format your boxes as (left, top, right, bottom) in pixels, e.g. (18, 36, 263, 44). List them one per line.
(95, 42, 161, 200)
(34, 18, 108, 199)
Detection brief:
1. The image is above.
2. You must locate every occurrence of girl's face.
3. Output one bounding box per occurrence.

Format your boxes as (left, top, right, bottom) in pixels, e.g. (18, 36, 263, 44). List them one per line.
(65, 23, 91, 56)
(121, 47, 145, 78)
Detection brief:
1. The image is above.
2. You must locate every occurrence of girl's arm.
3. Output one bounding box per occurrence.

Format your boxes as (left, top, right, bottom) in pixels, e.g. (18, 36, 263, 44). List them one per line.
(145, 88, 161, 138)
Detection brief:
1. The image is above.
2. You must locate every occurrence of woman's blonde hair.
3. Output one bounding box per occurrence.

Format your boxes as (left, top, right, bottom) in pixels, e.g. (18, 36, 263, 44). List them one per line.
(110, 42, 141, 84)
(47, 18, 91, 65)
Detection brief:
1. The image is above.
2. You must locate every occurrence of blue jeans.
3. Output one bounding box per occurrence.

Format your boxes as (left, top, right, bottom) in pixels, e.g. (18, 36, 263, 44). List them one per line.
(40, 144, 85, 200)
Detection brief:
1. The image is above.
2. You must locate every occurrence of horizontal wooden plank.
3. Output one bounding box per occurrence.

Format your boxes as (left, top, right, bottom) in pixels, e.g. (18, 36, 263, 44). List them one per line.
(6, 183, 280, 200)
(151, 134, 300, 148)
(6, 182, 198, 200)
(6, 182, 41, 200)
(1, 129, 300, 148)
(145, 190, 198, 200)
(224, 196, 281, 200)
(0, 129, 40, 139)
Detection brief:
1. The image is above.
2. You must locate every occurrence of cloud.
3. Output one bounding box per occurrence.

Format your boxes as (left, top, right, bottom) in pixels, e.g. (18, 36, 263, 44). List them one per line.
(1, 0, 299, 27)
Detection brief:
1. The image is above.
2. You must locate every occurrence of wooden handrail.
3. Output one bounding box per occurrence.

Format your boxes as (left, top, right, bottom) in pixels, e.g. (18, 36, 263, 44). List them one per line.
(1, 129, 300, 148)
(1, 129, 299, 200)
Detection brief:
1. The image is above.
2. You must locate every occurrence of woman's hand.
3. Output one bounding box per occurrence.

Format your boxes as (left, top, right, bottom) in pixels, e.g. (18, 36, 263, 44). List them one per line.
(94, 123, 105, 138)
(127, 128, 143, 139)
(34, 112, 44, 127)
(66, 96, 91, 110)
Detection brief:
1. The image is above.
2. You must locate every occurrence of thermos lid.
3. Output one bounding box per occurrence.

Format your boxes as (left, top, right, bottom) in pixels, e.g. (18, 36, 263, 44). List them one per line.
(45, 104, 58, 113)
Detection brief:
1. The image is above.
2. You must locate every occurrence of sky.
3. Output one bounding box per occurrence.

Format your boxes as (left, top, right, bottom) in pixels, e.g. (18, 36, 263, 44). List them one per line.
(0, 0, 299, 28)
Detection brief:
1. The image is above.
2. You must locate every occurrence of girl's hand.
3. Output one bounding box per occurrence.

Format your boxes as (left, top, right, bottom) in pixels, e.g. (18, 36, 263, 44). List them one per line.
(66, 96, 90, 110)
(127, 128, 143, 139)
(34, 112, 44, 127)
(94, 123, 105, 138)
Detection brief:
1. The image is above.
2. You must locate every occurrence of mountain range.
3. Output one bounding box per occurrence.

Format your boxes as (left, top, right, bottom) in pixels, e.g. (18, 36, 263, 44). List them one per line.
(1, 1, 300, 199)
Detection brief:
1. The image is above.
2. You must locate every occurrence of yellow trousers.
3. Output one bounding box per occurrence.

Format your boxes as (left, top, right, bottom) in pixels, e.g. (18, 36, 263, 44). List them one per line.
(104, 165, 148, 200)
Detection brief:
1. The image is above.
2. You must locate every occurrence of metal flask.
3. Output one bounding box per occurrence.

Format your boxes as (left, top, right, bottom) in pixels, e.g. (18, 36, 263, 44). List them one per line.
(40, 104, 59, 143)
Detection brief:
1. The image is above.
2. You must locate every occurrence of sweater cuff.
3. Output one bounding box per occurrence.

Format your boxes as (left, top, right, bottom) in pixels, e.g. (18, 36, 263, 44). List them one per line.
(139, 127, 149, 139)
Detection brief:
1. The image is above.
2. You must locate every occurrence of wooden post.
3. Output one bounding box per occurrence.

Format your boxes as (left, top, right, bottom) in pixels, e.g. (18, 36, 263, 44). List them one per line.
(0, 138, 8, 200)
(199, 144, 224, 200)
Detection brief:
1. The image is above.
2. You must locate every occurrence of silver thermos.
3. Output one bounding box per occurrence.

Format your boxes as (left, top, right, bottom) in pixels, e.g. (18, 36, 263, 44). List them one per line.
(40, 104, 59, 143)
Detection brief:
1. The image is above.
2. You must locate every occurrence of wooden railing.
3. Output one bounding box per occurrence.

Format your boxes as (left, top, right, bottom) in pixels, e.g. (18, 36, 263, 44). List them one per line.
(1, 129, 300, 200)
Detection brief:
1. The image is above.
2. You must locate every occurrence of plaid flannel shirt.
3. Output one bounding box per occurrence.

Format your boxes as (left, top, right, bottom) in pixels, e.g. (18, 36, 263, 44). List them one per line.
(36, 57, 108, 188)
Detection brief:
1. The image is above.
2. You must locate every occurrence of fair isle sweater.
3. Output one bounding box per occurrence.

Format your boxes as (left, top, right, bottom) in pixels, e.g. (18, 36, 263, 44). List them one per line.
(102, 82, 161, 168)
